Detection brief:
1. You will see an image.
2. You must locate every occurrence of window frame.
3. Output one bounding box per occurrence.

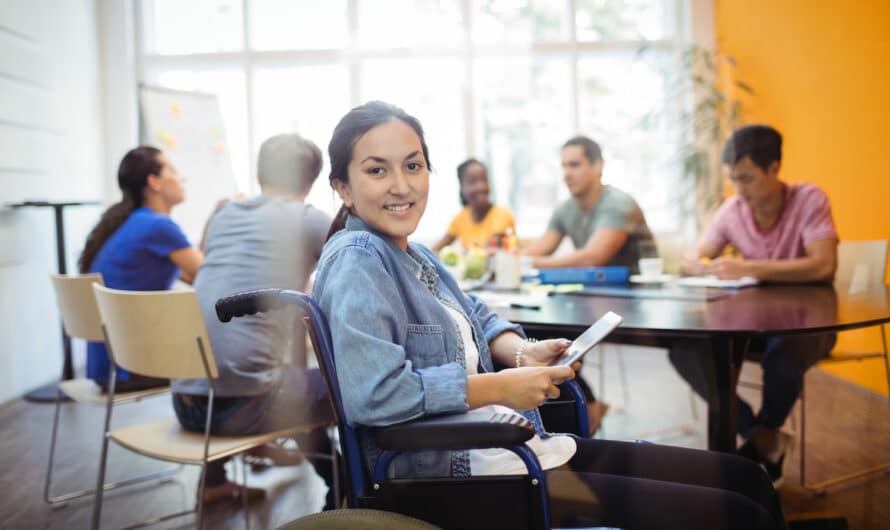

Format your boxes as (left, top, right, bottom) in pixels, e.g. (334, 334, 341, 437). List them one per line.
(133, 0, 700, 240)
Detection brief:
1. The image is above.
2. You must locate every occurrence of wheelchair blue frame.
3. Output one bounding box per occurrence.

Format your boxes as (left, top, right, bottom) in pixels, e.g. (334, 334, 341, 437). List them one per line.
(216, 288, 594, 530)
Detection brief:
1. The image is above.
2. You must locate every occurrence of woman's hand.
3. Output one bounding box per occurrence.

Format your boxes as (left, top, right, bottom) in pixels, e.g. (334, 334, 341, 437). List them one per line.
(491, 365, 575, 411)
(489, 332, 580, 374)
(522, 338, 583, 371)
(521, 338, 572, 367)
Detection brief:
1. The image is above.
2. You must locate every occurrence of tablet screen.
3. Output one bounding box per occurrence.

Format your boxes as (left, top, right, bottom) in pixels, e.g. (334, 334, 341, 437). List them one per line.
(553, 311, 623, 366)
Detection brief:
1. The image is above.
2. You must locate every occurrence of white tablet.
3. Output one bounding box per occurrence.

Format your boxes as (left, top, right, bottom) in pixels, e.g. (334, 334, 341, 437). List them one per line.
(552, 311, 624, 366)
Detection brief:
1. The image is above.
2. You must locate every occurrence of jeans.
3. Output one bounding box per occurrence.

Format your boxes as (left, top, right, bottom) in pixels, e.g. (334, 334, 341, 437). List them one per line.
(669, 334, 835, 437)
(172, 366, 339, 508)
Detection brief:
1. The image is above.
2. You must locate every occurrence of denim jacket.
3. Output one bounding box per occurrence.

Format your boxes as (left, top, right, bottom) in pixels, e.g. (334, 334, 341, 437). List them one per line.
(313, 215, 528, 478)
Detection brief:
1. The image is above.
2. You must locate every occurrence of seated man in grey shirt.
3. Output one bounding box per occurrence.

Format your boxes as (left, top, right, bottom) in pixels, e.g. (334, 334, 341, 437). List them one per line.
(523, 136, 655, 433)
(523, 135, 655, 272)
(171, 134, 335, 507)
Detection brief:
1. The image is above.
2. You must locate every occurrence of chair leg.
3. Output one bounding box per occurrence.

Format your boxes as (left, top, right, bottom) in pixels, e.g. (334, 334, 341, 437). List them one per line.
(598, 345, 606, 402)
(90, 395, 116, 529)
(799, 362, 890, 494)
(331, 444, 340, 509)
(43, 387, 64, 506)
(617, 345, 630, 408)
(881, 325, 890, 404)
(240, 455, 251, 530)
(45, 389, 179, 507)
(799, 380, 807, 489)
(195, 461, 208, 530)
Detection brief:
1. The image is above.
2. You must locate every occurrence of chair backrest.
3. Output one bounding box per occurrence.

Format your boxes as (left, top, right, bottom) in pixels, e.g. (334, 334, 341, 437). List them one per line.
(50, 273, 105, 341)
(836, 240, 889, 288)
(214, 289, 368, 505)
(277, 291, 369, 507)
(92, 284, 218, 380)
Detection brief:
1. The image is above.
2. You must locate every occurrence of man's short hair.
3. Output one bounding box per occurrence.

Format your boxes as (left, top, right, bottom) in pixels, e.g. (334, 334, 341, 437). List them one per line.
(721, 125, 782, 172)
(257, 133, 323, 195)
(562, 136, 603, 164)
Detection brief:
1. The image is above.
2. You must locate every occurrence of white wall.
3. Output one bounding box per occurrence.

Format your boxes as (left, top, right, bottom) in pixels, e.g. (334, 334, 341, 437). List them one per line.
(0, 0, 106, 403)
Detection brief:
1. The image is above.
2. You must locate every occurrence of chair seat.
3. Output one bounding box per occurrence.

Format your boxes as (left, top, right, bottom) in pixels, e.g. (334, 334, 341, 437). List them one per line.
(59, 378, 169, 405)
(109, 416, 322, 465)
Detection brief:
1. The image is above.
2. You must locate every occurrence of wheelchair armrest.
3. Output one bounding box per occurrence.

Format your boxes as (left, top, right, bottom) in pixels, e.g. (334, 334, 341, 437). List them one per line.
(540, 380, 588, 437)
(375, 409, 535, 451)
(215, 288, 284, 322)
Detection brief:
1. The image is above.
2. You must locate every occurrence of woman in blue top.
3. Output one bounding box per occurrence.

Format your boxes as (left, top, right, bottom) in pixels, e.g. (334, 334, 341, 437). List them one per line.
(79, 146, 203, 392)
(313, 101, 787, 530)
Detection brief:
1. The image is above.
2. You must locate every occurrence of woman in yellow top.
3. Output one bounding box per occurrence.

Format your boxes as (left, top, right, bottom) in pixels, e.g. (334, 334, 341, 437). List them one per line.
(432, 158, 516, 252)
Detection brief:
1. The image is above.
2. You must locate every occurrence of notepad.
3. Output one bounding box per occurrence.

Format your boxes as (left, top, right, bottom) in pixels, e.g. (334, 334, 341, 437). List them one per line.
(473, 291, 548, 309)
(676, 276, 759, 289)
(565, 286, 729, 301)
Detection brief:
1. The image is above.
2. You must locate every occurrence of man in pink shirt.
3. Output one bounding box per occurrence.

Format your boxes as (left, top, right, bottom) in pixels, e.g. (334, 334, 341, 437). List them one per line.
(671, 124, 838, 487)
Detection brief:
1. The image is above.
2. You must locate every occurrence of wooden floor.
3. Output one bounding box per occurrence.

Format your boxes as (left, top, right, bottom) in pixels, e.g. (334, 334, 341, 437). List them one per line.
(2, 346, 888, 529)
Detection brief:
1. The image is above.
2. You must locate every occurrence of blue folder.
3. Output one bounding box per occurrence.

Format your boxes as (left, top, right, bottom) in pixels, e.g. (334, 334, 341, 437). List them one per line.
(538, 266, 630, 285)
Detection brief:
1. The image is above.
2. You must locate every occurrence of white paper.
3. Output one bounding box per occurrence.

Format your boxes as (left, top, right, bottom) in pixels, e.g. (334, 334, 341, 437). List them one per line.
(676, 275, 759, 289)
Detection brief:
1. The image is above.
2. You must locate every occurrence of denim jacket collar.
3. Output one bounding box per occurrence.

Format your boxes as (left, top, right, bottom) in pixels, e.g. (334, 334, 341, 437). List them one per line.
(344, 214, 439, 290)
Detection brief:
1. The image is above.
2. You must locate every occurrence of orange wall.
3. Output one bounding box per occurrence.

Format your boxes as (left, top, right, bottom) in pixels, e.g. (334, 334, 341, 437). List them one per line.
(716, 0, 890, 396)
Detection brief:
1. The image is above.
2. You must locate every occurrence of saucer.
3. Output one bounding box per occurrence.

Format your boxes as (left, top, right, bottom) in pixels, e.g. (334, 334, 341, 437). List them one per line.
(629, 274, 675, 284)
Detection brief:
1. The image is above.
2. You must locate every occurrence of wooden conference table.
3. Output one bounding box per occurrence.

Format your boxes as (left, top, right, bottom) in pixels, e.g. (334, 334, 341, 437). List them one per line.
(496, 283, 890, 452)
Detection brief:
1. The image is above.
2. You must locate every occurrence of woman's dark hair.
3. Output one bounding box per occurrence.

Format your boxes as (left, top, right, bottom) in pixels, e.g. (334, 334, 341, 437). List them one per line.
(721, 124, 782, 172)
(456, 158, 484, 206)
(78, 146, 163, 272)
(326, 101, 431, 240)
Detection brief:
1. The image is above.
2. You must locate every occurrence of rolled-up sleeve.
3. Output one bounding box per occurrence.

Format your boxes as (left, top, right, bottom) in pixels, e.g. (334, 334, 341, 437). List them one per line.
(799, 187, 838, 246)
(314, 245, 468, 428)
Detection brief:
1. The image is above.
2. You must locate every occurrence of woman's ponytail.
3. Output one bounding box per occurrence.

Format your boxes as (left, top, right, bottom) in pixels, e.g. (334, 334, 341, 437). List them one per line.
(325, 204, 350, 242)
(78, 196, 137, 272)
(77, 146, 162, 272)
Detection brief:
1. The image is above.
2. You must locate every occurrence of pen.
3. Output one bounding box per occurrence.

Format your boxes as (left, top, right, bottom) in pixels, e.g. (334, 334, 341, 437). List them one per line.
(510, 302, 541, 310)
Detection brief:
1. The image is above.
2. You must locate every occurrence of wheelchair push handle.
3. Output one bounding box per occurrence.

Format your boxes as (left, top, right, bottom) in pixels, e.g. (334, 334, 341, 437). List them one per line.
(215, 288, 284, 322)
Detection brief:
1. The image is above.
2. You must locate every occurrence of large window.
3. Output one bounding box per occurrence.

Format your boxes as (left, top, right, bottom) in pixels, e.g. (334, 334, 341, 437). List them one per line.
(138, 0, 689, 242)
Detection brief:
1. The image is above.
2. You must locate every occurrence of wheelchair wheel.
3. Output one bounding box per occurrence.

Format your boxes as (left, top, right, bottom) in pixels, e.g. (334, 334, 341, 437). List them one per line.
(278, 508, 442, 530)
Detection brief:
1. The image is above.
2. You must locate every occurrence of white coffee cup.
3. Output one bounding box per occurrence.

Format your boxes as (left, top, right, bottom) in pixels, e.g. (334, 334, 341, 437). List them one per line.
(494, 251, 521, 289)
(638, 257, 664, 278)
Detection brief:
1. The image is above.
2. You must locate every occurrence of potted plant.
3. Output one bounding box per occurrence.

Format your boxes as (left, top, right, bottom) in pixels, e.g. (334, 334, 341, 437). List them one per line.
(679, 45, 754, 233)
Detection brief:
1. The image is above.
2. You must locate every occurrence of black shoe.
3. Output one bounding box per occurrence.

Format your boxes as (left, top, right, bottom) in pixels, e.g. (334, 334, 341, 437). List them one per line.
(761, 451, 785, 489)
(738, 433, 789, 489)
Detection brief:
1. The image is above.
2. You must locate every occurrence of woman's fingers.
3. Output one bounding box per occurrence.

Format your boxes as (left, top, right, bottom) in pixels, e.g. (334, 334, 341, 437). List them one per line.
(545, 365, 576, 384)
(546, 382, 561, 400)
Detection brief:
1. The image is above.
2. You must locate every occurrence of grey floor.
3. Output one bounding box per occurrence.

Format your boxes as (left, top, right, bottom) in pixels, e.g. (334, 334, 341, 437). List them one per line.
(2, 345, 889, 529)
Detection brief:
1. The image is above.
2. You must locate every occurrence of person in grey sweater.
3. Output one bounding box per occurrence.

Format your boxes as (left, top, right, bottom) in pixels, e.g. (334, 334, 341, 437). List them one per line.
(171, 133, 336, 508)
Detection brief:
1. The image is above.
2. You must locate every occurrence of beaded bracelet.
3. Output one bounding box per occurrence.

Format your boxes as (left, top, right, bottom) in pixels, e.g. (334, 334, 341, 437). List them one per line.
(514, 338, 537, 368)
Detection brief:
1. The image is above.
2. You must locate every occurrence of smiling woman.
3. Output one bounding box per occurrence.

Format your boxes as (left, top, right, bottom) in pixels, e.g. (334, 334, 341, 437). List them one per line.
(334, 120, 430, 249)
(431, 159, 516, 253)
(311, 101, 789, 530)
(325, 101, 432, 246)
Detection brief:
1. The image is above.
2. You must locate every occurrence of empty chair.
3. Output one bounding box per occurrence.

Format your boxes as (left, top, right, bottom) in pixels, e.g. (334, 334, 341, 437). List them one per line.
(798, 239, 890, 492)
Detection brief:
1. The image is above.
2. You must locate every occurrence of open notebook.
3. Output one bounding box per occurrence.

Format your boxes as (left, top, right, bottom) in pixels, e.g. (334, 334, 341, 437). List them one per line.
(676, 276, 759, 289)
